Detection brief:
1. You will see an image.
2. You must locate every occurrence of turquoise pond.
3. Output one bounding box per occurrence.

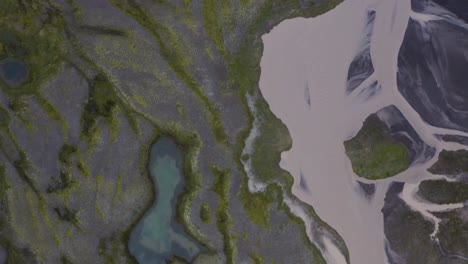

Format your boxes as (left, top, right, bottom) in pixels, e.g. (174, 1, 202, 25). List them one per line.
(128, 138, 202, 264)
(0, 58, 28, 88)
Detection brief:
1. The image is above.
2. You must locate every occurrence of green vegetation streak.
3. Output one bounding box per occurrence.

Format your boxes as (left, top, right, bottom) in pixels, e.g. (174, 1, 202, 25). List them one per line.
(13, 151, 41, 197)
(202, 0, 228, 57)
(229, 0, 347, 262)
(211, 165, 235, 264)
(0, 107, 10, 127)
(80, 73, 120, 145)
(249, 252, 264, 264)
(58, 144, 78, 166)
(0, 165, 10, 200)
(111, 0, 228, 145)
(200, 202, 211, 224)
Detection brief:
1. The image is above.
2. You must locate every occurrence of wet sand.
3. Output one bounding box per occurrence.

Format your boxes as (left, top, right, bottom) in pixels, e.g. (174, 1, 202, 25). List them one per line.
(259, 0, 468, 263)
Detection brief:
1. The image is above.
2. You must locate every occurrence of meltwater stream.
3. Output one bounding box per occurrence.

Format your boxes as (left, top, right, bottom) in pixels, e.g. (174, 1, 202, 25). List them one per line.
(259, 0, 468, 263)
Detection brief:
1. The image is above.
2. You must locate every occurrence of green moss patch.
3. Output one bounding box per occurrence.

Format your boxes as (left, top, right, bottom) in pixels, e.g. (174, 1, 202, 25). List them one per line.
(80, 73, 120, 144)
(385, 207, 440, 263)
(47, 170, 78, 194)
(428, 149, 468, 176)
(36, 94, 68, 134)
(344, 114, 409, 180)
(7, 98, 30, 128)
(13, 151, 41, 197)
(2, 240, 36, 264)
(239, 184, 274, 228)
(202, 0, 227, 57)
(250, 99, 293, 184)
(111, 0, 228, 145)
(61, 255, 74, 264)
(54, 206, 80, 229)
(51, 144, 81, 197)
(7, 98, 28, 113)
(229, 2, 348, 259)
(0, 107, 9, 127)
(249, 253, 264, 264)
(0, 165, 10, 201)
(76, 150, 90, 178)
(58, 144, 78, 166)
(98, 235, 125, 264)
(418, 180, 468, 204)
(437, 211, 468, 257)
(0, 1, 65, 94)
(200, 202, 211, 224)
(176, 102, 185, 116)
(211, 165, 235, 264)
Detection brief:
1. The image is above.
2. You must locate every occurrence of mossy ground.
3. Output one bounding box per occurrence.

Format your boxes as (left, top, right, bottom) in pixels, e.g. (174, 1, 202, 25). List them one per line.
(58, 144, 78, 166)
(436, 210, 468, 257)
(384, 186, 467, 263)
(1, 240, 36, 264)
(228, 0, 348, 261)
(428, 149, 468, 176)
(250, 98, 293, 184)
(0, 0, 65, 95)
(0, 165, 10, 200)
(211, 165, 236, 264)
(0, 0, 348, 262)
(249, 252, 264, 264)
(239, 184, 274, 228)
(235, 94, 342, 263)
(344, 114, 409, 180)
(80, 73, 120, 145)
(110, 0, 228, 146)
(385, 206, 440, 262)
(202, 0, 228, 57)
(0, 107, 10, 127)
(418, 180, 468, 204)
(200, 202, 211, 224)
(12, 151, 41, 197)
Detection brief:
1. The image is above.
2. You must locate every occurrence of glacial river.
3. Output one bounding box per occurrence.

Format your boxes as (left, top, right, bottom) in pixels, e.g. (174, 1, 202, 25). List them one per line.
(259, 0, 468, 263)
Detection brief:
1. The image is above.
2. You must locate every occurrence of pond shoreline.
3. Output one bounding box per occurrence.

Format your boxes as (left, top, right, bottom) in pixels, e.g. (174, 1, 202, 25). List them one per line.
(128, 137, 203, 264)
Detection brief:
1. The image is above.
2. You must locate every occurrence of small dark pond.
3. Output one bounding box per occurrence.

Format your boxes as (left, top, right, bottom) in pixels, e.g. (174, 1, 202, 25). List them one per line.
(0, 59, 28, 88)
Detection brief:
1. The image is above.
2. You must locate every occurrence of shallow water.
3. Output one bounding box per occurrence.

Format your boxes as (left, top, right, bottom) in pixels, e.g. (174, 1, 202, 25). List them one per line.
(0, 59, 28, 88)
(128, 138, 202, 264)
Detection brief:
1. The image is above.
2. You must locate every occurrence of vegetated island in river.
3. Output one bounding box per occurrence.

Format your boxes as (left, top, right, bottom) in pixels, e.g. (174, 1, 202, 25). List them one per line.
(419, 149, 468, 205)
(344, 113, 409, 180)
(344, 104, 435, 180)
